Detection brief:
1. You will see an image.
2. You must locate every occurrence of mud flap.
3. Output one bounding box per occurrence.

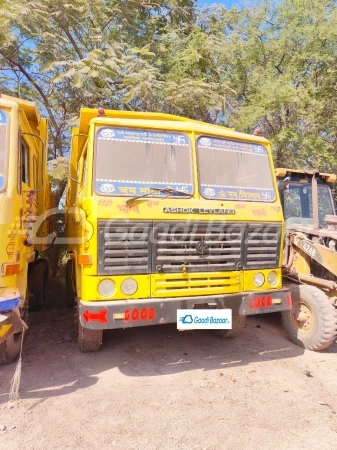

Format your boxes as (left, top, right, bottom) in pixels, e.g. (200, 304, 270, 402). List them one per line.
(0, 307, 28, 344)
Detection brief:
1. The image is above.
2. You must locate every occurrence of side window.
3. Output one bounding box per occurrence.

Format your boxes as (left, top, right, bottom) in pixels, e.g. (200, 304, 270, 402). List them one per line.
(0, 109, 8, 191)
(21, 140, 29, 185)
(33, 155, 38, 190)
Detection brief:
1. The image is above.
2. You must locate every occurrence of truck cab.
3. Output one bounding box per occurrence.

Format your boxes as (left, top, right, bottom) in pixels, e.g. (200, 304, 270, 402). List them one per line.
(0, 94, 52, 364)
(66, 108, 292, 352)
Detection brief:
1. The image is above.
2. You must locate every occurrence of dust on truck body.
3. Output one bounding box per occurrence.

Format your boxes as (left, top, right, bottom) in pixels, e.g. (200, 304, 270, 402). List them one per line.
(0, 94, 52, 364)
(66, 108, 292, 351)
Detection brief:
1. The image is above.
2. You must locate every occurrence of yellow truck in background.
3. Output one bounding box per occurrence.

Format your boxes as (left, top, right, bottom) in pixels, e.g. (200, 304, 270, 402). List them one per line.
(65, 108, 292, 352)
(0, 94, 53, 364)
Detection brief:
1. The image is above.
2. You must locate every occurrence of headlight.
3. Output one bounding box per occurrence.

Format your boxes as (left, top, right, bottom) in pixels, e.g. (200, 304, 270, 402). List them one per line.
(98, 279, 115, 297)
(253, 272, 265, 287)
(121, 278, 138, 295)
(268, 271, 278, 286)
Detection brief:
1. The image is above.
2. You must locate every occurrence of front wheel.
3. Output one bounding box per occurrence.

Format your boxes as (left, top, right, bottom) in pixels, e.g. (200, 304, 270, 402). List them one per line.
(78, 323, 103, 352)
(212, 316, 246, 339)
(282, 284, 337, 351)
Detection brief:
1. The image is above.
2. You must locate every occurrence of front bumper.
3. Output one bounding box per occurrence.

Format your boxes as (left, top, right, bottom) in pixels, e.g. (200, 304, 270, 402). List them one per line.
(79, 288, 292, 330)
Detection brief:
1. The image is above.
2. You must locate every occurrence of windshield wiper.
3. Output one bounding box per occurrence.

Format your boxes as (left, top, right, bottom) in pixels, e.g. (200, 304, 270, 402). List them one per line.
(126, 187, 190, 205)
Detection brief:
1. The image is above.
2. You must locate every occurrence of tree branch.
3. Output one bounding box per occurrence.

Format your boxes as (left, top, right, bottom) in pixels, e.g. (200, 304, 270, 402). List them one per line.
(0, 52, 63, 156)
(61, 26, 85, 60)
(275, 53, 286, 74)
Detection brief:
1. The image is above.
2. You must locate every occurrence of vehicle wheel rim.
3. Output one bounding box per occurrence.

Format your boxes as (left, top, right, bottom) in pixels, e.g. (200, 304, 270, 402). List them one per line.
(290, 299, 314, 333)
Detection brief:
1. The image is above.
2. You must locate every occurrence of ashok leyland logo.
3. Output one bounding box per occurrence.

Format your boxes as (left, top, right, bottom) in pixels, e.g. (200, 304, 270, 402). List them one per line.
(177, 309, 232, 330)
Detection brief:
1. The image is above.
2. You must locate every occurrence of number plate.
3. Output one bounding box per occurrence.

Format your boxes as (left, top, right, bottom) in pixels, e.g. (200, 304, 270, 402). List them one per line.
(301, 241, 317, 258)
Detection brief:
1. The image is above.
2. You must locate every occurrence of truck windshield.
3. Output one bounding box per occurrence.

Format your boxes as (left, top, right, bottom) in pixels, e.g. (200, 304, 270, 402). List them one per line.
(197, 136, 276, 202)
(94, 127, 193, 196)
(282, 183, 334, 228)
(0, 109, 8, 190)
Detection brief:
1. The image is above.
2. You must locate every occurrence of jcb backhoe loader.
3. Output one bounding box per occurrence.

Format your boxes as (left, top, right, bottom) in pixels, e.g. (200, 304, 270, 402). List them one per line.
(276, 168, 337, 350)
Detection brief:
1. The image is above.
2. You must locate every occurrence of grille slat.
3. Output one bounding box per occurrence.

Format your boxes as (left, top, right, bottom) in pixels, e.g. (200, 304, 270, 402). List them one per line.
(104, 233, 148, 240)
(160, 263, 237, 270)
(104, 249, 148, 257)
(157, 254, 241, 261)
(157, 240, 242, 246)
(157, 233, 242, 239)
(157, 248, 241, 255)
(104, 241, 148, 249)
(104, 257, 148, 265)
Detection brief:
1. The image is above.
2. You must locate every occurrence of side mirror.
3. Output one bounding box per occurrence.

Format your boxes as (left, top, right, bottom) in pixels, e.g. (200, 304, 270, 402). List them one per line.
(68, 133, 87, 185)
(22, 131, 45, 193)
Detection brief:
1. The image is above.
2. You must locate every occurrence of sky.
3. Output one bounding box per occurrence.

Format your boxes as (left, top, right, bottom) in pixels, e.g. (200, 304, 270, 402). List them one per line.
(197, 0, 239, 6)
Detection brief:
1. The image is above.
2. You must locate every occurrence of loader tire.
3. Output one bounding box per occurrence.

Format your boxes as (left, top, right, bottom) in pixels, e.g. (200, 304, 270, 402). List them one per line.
(282, 284, 337, 351)
(212, 316, 246, 339)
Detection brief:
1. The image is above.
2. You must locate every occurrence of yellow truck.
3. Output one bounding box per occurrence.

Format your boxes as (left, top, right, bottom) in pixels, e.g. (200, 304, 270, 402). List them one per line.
(65, 108, 292, 351)
(0, 94, 52, 364)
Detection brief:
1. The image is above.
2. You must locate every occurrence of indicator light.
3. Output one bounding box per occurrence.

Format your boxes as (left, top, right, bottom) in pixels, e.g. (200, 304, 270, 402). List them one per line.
(78, 254, 92, 265)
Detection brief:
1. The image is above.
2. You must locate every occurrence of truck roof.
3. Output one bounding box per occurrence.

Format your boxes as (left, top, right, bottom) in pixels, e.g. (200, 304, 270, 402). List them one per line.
(73, 107, 270, 164)
(275, 167, 336, 183)
(77, 108, 233, 135)
(0, 93, 41, 125)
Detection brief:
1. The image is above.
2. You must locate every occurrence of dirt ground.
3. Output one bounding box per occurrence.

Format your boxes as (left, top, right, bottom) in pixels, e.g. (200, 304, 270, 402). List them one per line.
(0, 283, 336, 450)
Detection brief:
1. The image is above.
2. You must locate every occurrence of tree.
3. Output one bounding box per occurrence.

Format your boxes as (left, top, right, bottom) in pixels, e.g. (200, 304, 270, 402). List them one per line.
(1, 0, 337, 179)
(202, 0, 337, 171)
(0, 0, 201, 205)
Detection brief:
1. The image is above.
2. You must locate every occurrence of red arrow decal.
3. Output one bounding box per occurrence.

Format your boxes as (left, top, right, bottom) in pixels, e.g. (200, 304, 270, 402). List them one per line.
(83, 309, 108, 324)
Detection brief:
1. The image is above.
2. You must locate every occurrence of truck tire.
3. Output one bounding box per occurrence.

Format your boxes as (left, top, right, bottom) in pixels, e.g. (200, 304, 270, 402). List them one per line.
(28, 259, 49, 311)
(0, 293, 29, 365)
(212, 316, 246, 339)
(282, 284, 337, 351)
(65, 259, 76, 308)
(0, 332, 23, 365)
(78, 322, 103, 352)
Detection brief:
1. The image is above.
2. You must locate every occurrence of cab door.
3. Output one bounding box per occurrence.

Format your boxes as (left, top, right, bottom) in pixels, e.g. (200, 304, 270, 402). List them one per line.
(19, 134, 37, 263)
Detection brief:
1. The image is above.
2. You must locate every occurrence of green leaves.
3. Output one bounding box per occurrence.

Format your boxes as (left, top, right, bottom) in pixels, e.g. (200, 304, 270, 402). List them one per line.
(1, 0, 337, 183)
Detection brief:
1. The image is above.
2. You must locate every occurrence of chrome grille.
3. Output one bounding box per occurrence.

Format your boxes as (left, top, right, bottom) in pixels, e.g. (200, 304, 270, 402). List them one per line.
(153, 222, 244, 273)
